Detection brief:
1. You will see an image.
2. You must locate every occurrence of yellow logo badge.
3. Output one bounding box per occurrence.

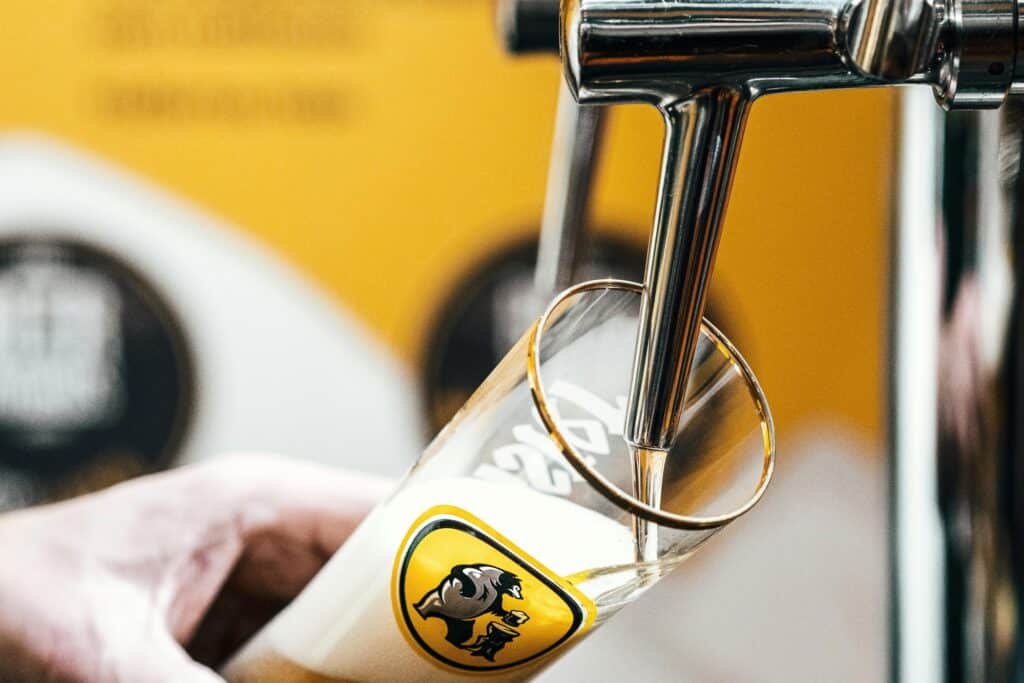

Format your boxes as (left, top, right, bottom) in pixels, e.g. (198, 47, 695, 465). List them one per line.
(392, 506, 595, 674)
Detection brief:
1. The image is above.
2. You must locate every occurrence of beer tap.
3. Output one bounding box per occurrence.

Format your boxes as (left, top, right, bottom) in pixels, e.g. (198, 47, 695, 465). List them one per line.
(559, 0, 1023, 453)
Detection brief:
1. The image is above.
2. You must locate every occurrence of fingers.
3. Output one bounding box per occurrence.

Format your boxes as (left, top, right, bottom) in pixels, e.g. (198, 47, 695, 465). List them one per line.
(171, 453, 393, 605)
(0, 453, 387, 683)
(149, 454, 391, 642)
(83, 453, 392, 666)
(192, 452, 394, 557)
(160, 454, 395, 650)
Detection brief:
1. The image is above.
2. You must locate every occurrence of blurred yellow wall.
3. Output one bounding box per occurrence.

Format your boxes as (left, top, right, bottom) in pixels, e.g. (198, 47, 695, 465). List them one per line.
(0, 1, 891, 445)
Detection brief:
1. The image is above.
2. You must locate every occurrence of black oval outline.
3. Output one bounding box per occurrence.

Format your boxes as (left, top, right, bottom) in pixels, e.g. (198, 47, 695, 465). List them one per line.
(0, 234, 196, 478)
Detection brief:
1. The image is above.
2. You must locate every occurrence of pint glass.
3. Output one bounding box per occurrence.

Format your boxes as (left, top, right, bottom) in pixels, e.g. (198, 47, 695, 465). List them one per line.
(224, 279, 774, 682)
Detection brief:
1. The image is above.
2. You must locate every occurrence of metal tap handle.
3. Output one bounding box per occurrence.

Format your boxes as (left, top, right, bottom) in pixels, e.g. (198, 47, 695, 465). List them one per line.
(561, 0, 1024, 451)
(561, 0, 1024, 107)
(626, 91, 749, 449)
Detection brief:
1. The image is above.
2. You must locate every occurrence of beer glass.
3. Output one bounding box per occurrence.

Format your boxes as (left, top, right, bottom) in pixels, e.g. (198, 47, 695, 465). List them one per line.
(223, 279, 774, 682)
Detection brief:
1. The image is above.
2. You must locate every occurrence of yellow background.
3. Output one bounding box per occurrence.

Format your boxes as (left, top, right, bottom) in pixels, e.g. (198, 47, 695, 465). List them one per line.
(0, 0, 891, 446)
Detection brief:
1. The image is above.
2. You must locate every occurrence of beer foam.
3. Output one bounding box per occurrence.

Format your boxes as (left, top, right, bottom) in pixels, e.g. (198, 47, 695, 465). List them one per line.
(225, 476, 635, 683)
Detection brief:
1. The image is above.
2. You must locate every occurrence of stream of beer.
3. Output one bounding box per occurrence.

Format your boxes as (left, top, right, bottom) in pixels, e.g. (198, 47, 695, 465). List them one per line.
(630, 445, 667, 564)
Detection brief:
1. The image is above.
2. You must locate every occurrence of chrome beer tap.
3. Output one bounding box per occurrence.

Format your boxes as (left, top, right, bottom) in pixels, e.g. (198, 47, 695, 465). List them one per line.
(560, 0, 1023, 455)
(558, 1, 1024, 679)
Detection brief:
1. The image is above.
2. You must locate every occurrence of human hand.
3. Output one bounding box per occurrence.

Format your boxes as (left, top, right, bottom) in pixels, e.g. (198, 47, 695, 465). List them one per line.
(0, 453, 391, 683)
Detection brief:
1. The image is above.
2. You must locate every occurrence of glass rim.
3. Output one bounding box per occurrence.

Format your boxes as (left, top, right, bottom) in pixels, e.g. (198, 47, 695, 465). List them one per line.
(526, 278, 776, 531)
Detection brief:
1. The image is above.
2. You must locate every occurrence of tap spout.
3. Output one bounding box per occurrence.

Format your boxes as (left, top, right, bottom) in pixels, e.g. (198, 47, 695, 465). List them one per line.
(626, 89, 749, 450)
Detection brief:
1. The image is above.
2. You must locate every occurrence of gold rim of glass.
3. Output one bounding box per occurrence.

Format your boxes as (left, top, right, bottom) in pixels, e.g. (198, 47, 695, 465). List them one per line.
(526, 278, 776, 531)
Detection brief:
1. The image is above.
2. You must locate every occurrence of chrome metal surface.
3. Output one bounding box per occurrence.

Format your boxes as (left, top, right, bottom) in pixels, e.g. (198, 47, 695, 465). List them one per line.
(561, 0, 869, 452)
(561, 0, 869, 104)
(559, 0, 1023, 453)
(1013, 0, 1024, 95)
(625, 90, 748, 450)
(534, 81, 604, 296)
(892, 92, 1024, 682)
(889, 86, 947, 683)
(934, 0, 1016, 108)
(847, 0, 942, 80)
(560, 0, 1024, 104)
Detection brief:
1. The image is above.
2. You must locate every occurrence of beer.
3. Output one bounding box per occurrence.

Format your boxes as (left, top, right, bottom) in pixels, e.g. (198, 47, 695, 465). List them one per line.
(226, 655, 351, 682)
(223, 477, 636, 682)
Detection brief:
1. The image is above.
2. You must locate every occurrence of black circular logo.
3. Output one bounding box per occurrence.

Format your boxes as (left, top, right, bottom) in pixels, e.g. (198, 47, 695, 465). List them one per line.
(0, 238, 194, 509)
